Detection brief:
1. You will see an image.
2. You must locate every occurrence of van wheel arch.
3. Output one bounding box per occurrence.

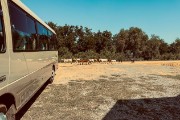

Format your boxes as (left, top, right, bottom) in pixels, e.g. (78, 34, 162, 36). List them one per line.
(0, 93, 16, 110)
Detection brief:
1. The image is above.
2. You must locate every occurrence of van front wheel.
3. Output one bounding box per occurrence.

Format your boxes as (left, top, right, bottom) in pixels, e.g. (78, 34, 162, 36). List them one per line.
(49, 69, 55, 84)
(0, 104, 15, 120)
(0, 104, 7, 120)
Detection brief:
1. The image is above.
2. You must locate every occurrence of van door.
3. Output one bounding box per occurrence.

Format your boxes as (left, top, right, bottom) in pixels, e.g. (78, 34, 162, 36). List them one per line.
(0, 4, 9, 92)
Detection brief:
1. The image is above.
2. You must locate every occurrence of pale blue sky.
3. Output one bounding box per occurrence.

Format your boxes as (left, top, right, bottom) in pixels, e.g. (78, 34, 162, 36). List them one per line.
(21, 0, 180, 44)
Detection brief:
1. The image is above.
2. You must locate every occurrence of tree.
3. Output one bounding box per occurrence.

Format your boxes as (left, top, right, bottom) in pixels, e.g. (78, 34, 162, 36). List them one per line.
(95, 30, 113, 53)
(159, 41, 169, 55)
(77, 27, 96, 52)
(58, 47, 73, 59)
(47, 21, 179, 61)
(114, 29, 128, 53)
(47, 22, 57, 32)
(170, 38, 180, 54)
(114, 27, 148, 59)
(125, 27, 148, 58)
(56, 25, 77, 53)
(143, 35, 162, 60)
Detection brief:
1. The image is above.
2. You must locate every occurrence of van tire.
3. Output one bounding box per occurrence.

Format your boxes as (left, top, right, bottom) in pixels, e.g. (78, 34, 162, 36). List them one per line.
(49, 69, 55, 84)
(0, 104, 7, 119)
(0, 104, 16, 120)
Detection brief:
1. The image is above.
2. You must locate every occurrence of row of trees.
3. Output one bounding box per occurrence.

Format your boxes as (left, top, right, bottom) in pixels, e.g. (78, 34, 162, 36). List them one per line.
(48, 22, 180, 61)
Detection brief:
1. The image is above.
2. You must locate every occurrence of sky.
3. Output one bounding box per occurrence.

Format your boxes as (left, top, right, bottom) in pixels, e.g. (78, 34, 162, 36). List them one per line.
(21, 0, 180, 44)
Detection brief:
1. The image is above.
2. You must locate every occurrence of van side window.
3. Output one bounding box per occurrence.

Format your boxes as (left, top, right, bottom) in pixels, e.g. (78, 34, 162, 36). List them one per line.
(8, 1, 37, 51)
(0, 6, 5, 53)
(37, 22, 48, 51)
(26, 16, 37, 51)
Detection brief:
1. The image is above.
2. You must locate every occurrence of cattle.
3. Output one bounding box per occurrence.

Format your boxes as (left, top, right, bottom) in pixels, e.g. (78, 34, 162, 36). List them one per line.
(99, 59, 108, 62)
(98, 59, 117, 64)
(111, 60, 117, 62)
(107, 59, 116, 64)
(72, 58, 81, 63)
(78, 59, 91, 65)
(94, 59, 98, 62)
(131, 58, 135, 63)
(98, 59, 108, 64)
(89, 59, 95, 63)
(109, 60, 117, 64)
(61, 59, 73, 63)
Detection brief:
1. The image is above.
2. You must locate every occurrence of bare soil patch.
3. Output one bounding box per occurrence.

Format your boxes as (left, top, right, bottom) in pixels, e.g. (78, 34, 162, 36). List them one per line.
(20, 61, 180, 120)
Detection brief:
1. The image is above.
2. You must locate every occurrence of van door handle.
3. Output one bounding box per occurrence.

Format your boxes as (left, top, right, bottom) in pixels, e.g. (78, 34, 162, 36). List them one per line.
(0, 75, 6, 83)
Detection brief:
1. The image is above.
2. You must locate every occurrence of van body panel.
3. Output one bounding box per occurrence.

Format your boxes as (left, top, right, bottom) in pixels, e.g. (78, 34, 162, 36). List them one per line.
(0, 0, 10, 96)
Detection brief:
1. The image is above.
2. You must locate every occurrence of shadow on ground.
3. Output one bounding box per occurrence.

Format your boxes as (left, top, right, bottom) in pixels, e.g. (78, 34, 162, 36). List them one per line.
(103, 95, 180, 120)
(20, 73, 180, 120)
(16, 81, 49, 120)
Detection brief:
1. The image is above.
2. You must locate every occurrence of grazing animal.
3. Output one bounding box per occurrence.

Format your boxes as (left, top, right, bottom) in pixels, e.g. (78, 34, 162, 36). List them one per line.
(89, 59, 95, 63)
(111, 60, 116, 62)
(107, 59, 116, 64)
(73, 58, 81, 63)
(99, 59, 108, 64)
(94, 59, 98, 62)
(131, 58, 135, 63)
(79, 59, 91, 65)
(62, 59, 73, 63)
(110, 60, 117, 64)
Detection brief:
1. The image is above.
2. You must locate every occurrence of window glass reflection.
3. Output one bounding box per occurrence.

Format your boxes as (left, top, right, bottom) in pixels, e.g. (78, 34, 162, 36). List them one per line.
(0, 8, 5, 53)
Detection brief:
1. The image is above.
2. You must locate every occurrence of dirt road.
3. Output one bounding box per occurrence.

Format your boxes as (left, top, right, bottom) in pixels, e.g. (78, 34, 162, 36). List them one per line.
(20, 61, 180, 120)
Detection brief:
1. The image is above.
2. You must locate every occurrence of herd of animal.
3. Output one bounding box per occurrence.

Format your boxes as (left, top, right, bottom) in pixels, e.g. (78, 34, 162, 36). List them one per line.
(60, 58, 118, 65)
(161, 62, 180, 67)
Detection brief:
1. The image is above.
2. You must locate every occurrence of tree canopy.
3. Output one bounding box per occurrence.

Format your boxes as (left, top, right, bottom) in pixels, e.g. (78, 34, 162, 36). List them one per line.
(47, 22, 180, 61)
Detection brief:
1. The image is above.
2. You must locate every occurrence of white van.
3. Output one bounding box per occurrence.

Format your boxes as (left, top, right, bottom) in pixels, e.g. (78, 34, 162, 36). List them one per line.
(0, 0, 58, 119)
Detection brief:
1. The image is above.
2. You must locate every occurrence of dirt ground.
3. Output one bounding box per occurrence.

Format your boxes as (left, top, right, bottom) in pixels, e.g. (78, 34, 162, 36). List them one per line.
(19, 61, 180, 120)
